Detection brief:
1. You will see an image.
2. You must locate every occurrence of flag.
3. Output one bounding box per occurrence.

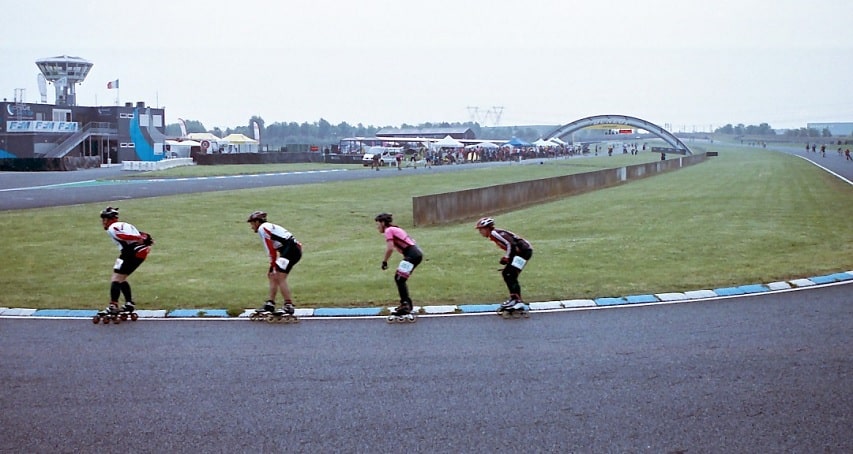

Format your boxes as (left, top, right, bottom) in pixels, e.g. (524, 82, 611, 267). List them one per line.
(107, 79, 119, 89)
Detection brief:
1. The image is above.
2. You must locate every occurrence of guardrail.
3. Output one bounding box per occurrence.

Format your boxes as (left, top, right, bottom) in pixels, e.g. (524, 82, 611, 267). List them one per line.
(122, 158, 194, 171)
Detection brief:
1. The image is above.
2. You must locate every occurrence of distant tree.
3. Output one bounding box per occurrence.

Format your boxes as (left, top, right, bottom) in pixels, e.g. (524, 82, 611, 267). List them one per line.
(317, 118, 331, 138)
(715, 124, 735, 134)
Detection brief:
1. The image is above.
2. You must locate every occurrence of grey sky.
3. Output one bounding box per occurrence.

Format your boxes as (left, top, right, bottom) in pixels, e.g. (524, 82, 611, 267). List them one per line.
(2, 0, 851, 131)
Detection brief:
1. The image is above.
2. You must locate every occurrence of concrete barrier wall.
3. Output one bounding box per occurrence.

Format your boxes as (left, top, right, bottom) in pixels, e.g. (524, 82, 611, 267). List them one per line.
(122, 158, 194, 171)
(0, 156, 102, 171)
(413, 154, 708, 226)
(195, 152, 328, 165)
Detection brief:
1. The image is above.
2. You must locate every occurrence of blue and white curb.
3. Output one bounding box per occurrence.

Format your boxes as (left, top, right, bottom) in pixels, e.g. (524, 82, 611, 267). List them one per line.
(2, 271, 851, 320)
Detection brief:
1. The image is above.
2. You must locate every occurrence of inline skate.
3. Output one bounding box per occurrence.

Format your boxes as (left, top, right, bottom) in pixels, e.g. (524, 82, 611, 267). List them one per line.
(496, 299, 530, 319)
(250, 301, 298, 323)
(386, 302, 417, 323)
(92, 302, 138, 324)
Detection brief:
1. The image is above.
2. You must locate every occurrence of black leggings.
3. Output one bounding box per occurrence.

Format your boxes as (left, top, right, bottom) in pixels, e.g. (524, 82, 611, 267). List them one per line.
(394, 246, 423, 304)
(502, 249, 533, 298)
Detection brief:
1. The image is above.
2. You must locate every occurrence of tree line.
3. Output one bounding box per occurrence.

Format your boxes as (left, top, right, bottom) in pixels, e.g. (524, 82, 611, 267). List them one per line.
(714, 122, 845, 138)
(165, 117, 848, 148)
(166, 116, 573, 149)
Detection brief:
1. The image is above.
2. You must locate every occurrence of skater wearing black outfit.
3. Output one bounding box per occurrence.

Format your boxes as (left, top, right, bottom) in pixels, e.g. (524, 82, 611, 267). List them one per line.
(375, 213, 423, 319)
(475, 217, 533, 311)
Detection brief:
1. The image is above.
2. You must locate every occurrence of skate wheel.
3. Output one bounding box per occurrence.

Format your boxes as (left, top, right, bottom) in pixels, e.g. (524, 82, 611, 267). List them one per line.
(113, 316, 121, 325)
(406, 315, 417, 323)
(92, 315, 100, 324)
(103, 316, 111, 324)
(500, 311, 511, 319)
(130, 312, 139, 321)
(120, 313, 128, 321)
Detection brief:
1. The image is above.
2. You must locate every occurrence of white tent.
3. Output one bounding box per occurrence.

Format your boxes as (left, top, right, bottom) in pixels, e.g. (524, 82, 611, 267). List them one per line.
(186, 132, 221, 141)
(221, 133, 259, 153)
(433, 135, 464, 148)
(464, 141, 500, 149)
(533, 138, 555, 147)
(163, 139, 200, 158)
(548, 137, 567, 145)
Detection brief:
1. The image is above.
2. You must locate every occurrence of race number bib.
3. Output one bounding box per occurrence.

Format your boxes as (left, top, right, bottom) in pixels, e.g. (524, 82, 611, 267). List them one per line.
(113, 258, 124, 270)
(396, 260, 414, 277)
(275, 257, 290, 270)
(511, 256, 527, 270)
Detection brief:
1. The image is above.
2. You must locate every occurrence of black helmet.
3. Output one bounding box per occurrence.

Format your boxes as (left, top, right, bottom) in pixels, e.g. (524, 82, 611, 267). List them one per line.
(246, 211, 267, 222)
(374, 212, 393, 224)
(100, 206, 120, 219)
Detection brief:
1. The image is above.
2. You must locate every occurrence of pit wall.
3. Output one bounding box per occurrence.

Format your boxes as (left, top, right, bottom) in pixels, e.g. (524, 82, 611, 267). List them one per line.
(413, 153, 709, 226)
(0, 156, 101, 171)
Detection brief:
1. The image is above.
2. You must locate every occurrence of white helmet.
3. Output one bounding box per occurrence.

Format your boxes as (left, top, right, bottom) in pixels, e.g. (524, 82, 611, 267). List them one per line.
(475, 217, 494, 228)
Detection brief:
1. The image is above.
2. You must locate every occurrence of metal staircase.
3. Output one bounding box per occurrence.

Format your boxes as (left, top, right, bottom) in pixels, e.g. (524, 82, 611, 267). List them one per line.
(42, 122, 117, 158)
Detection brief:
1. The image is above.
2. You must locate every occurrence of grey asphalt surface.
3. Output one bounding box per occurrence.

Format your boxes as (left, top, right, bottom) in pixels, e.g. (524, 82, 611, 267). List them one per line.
(0, 159, 535, 211)
(1, 284, 850, 452)
(1, 144, 851, 452)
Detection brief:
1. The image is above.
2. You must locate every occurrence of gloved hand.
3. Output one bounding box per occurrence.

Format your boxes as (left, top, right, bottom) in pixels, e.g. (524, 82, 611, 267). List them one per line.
(381, 261, 388, 270)
(142, 233, 154, 246)
(499, 256, 509, 265)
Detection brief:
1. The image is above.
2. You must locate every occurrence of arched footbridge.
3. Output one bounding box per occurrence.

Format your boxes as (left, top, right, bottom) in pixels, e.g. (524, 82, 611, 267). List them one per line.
(546, 114, 692, 155)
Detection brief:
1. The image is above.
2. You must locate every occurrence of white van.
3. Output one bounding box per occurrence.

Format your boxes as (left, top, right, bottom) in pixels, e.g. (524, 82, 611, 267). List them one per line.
(362, 146, 403, 166)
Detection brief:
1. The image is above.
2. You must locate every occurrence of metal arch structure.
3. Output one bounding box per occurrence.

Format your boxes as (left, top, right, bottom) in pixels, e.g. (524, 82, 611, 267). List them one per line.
(545, 114, 692, 155)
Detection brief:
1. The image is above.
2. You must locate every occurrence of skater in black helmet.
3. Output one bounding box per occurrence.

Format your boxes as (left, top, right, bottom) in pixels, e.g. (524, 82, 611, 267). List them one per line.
(99, 206, 153, 315)
(375, 213, 423, 319)
(475, 217, 533, 312)
(247, 211, 302, 317)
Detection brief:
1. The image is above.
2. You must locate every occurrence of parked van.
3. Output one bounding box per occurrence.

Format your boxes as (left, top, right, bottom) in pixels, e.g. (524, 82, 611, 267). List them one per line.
(362, 146, 403, 166)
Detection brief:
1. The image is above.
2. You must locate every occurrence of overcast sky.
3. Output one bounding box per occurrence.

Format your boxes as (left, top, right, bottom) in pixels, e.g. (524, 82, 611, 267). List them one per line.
(3, 0, 852, 132)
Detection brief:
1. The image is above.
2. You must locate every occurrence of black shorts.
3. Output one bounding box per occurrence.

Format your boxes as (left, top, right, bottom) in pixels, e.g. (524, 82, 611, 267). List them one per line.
(114, 253, 144, 275)
(271, 242, 302, 274)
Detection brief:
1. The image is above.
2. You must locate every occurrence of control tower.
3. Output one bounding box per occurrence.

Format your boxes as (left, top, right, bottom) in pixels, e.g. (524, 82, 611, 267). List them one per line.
(35, 55, 93, 106)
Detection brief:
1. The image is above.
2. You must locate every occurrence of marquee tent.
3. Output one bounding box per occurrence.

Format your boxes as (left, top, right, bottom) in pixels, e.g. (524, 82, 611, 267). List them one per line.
(186, 132, 221, 142)
(433, 135, 464, 148)
(504, 137, 532, 147)
(221, 133, 258, 144)
(221, 133, 259, 153)
(464, 141, 499, 149)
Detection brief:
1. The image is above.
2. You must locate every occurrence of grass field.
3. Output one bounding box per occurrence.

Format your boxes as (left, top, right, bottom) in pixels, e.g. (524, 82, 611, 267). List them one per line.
(1, 145, 851, 314)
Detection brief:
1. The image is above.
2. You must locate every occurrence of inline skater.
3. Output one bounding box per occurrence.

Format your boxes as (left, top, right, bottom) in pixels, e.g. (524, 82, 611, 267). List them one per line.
(474, 217, 533, 312)
(100, 206, 153, 315)
(375, 213, 423, 318)
(247, 211, 302, 317)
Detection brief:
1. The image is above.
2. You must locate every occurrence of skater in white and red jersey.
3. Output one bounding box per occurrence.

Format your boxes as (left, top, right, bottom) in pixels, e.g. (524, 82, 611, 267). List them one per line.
(100, 207, 153, 314)
(247, 211, 302, 316)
